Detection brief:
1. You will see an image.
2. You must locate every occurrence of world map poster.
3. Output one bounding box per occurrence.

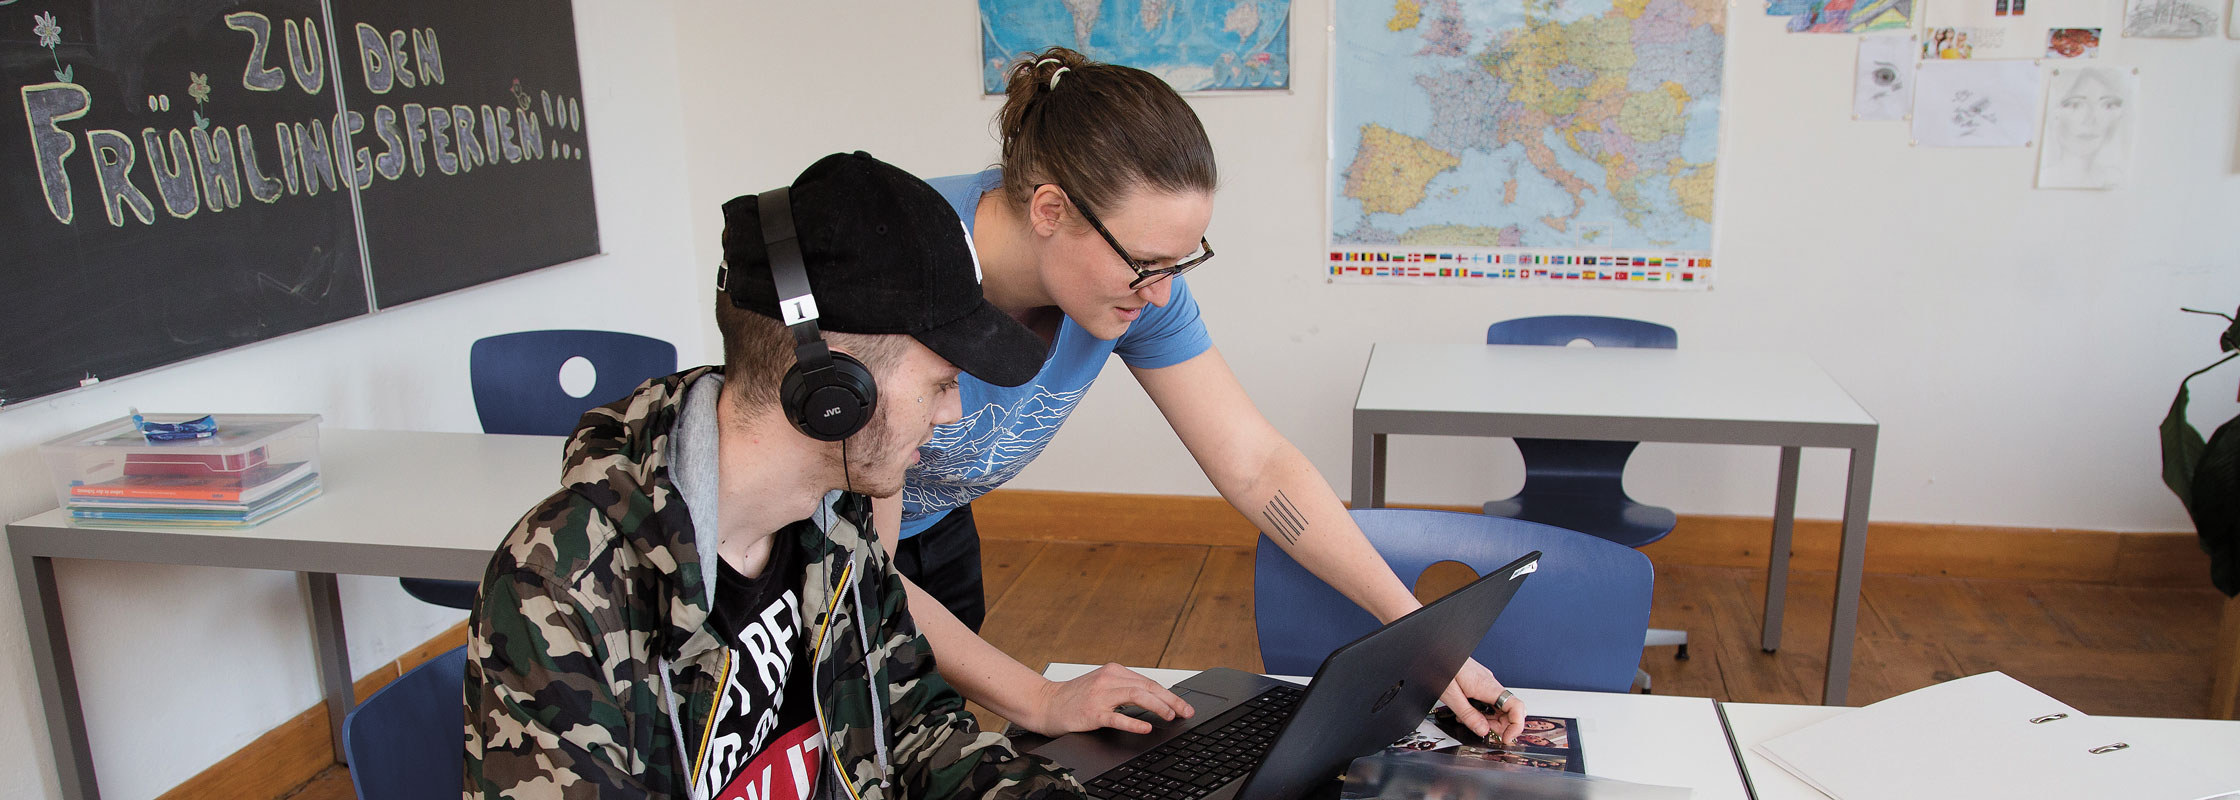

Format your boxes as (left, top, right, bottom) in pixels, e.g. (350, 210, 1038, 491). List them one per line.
(980, 0, 1291, 93)
(1330, 0, 1725, 288)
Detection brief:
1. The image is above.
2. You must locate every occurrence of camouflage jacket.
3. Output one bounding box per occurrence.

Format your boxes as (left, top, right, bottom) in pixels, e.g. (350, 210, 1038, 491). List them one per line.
(464, 367, 1086, 800)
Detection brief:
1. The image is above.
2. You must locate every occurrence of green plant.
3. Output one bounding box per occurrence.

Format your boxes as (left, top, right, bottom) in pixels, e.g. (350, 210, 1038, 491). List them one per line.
(2161, 304, 2240, 597)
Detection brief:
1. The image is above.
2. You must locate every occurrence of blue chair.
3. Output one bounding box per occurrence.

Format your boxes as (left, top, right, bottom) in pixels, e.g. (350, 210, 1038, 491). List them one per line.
(1482, 316, 1678, 548)
(1483, 315, 1685, 689)
(466, 330, 679, 436)
(401, 330, 678, 610)
(1254, 509, 1653, 694)
(342, 646, 467, 800)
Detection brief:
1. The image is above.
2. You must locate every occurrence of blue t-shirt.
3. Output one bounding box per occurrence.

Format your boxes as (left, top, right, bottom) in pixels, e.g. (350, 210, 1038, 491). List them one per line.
(897, 169, 1213, 538)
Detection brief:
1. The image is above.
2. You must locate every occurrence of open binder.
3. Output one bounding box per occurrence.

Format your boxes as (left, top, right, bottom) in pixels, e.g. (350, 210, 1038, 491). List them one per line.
(1754, 671, 2237, 800)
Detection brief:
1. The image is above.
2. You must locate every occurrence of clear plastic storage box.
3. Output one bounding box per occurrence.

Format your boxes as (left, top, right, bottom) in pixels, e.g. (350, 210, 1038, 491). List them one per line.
(37, 414, 324, 523)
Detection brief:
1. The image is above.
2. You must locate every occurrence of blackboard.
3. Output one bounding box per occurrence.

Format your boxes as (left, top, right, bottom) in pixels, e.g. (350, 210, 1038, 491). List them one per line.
(1, 0, 598, 406)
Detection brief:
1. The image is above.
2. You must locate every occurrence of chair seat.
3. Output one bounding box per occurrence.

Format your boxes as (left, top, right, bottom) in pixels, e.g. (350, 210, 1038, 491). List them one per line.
(399, 577, 479, 610)
(1482, 494, 1677, 549)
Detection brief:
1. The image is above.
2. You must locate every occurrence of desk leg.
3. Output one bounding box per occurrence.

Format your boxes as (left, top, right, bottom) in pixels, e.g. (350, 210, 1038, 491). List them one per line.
(2212, 594, 2239, 720)
(303, 572, 353, 763)
(16, 551, 100, 800)
(1823, 445, 1877, 706)
(1761, 447, 1802, 653)
(1351, 424, 1387, 509)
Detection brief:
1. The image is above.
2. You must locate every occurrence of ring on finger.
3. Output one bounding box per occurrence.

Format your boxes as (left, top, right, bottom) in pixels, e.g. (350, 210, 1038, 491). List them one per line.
(1491, 689, 1517, 714)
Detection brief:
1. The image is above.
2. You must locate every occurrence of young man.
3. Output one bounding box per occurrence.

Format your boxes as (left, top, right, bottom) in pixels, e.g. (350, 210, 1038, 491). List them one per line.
(463, 152, 1085, 800)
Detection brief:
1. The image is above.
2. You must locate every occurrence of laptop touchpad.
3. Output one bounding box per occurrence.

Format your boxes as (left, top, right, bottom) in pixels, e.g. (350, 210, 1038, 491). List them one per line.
(1123, 688, 1227, 726)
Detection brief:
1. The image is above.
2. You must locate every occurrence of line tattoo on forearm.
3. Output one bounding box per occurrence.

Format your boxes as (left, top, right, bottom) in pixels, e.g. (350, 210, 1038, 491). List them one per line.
(1262, 490, 1309, 546)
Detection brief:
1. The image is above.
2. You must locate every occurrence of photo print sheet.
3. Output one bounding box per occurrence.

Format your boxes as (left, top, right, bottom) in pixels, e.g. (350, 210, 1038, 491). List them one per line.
(2046, 27, 2103, 57)
(1856, 35, 1919, 119)
(1913, 60, 2042, 147)
(1925, 0, 2113, 57)
(1390, 708, 1590, 774)
(2124, 0, 2218, 36)
(2037, 66, 2138, 188)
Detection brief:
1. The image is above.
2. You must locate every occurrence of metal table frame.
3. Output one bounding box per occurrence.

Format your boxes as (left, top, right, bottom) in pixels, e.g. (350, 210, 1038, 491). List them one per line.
(1350, 343, 1879, 705)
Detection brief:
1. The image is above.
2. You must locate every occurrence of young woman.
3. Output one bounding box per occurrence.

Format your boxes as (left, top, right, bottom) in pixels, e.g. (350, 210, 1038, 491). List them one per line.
(872, 47, 1530, 744)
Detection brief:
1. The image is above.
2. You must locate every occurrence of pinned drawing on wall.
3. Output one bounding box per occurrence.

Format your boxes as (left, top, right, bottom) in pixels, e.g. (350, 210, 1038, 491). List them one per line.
(2037, 66, 2137, 189)
(2046, 27, 2103, 57)
(1854, 35, 1917, 120)
(1766, 0, 1914, 32)
(1912, 60, 2041, 147)
(2124, 0, 2218, 35)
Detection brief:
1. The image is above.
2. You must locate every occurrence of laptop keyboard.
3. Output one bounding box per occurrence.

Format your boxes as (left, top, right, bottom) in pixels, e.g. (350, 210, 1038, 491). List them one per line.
(1082, 683, 1305, 800)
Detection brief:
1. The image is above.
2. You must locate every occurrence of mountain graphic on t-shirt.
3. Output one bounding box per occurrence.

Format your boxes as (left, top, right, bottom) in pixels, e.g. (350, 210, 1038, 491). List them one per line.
(904, 383, 1090, 519)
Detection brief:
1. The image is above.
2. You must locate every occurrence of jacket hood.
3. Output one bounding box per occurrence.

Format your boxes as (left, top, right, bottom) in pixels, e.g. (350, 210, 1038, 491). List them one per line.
(557, 365, 721, 646)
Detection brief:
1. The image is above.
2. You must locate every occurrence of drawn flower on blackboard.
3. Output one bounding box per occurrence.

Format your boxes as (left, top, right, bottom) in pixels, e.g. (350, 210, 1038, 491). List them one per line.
(34, 12, 71, 83)
(33, 12, 60, 49)
(188, 72, 211, 105)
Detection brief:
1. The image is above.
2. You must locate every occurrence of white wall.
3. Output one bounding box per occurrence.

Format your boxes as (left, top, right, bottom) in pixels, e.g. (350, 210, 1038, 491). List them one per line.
(0, 3, 716, 798)
(676, 0, 2240, 534)
(5, 1, 2238, 797)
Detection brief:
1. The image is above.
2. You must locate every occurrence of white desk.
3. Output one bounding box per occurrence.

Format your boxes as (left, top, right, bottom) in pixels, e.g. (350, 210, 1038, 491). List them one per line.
(1718, 702, 2240, 800)
(1352, 344, 1880, 705)
(7, 429, 563, 800)
(1044, 663, 1750, 799)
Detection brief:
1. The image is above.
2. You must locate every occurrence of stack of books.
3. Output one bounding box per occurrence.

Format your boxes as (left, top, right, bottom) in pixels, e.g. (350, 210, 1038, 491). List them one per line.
(65, 448, 321, 527)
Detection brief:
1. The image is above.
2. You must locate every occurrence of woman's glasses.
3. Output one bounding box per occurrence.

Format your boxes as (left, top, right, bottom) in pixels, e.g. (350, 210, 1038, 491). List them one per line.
(1049, 184, 1214, 289)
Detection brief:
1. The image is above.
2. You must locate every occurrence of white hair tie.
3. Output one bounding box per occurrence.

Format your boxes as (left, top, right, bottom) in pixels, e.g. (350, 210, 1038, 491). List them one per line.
(1034, 58, 1072, 89)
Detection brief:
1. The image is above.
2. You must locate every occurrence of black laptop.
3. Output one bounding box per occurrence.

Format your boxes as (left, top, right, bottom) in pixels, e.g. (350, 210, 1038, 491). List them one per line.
(1030, 551, 1543, 800)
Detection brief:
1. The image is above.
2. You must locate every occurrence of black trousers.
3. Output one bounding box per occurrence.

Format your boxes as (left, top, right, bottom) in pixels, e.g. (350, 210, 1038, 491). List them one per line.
(893, 503, 987, 633)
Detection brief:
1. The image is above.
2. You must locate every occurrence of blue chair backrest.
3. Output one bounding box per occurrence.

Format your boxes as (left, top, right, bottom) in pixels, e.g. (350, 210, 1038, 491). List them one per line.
(1254, 509, 1652, 693)
(343, 646, 467, 800)
(1485, 315, 1676, 350)
(1483, 315, 1678, 546)
(468, 330, 678, 435)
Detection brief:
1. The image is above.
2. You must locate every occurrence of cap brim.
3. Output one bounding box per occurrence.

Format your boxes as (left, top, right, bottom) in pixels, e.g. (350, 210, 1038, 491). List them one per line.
(914, 300, 1048, 388)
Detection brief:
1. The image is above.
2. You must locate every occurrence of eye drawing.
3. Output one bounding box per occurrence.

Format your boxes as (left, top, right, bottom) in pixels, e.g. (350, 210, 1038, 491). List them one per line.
(1872, 62, 1900, 88)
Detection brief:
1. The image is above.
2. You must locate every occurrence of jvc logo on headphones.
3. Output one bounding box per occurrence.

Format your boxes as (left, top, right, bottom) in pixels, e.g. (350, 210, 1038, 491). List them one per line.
(822, 407, 843, 418)
(1510, 562, 1538, 580)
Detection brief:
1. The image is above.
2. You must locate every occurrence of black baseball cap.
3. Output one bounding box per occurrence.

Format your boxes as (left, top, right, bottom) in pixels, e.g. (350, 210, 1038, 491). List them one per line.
(719, 151, 1046, 387)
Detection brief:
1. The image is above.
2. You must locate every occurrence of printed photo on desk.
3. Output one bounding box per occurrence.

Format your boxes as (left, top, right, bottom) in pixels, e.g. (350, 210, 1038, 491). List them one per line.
(1386, 708, 1588, 774)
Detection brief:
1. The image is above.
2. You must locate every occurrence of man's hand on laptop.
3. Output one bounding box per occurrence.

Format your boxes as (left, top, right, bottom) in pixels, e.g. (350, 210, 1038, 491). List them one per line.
(1443, 658, 1526, 744)
(1026, 663, 1198, 736)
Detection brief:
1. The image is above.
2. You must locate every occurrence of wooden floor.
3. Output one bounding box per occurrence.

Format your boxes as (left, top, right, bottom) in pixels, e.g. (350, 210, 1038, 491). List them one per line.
(969, 539, 2228, 720)
(275, 537, 2226, 800)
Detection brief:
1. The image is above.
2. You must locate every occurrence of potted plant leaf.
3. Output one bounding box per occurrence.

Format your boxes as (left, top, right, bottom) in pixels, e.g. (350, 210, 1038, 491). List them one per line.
(2162, 305, 2239, 596)
(2161, 304, 2239, 719)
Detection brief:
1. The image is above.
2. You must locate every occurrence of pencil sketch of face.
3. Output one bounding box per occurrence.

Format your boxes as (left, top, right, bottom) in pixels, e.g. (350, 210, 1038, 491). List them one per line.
(2037, 66, 2135, 188)
(2052, 68, 2126, 158)
(1951, 90, 1997, 135)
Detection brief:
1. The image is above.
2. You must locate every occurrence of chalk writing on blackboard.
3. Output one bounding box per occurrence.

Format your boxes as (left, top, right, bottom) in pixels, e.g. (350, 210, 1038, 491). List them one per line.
(2, 0, 599, 408)
(23, 14, 584, 230)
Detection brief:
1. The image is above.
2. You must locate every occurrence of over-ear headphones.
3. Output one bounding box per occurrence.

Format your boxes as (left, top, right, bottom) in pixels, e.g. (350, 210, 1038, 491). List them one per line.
(746, 186, 879, 441)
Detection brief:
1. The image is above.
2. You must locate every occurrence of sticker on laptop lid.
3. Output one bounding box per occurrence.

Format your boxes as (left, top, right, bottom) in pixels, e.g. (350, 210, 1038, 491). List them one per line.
(1509, 561, 1538, 580)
